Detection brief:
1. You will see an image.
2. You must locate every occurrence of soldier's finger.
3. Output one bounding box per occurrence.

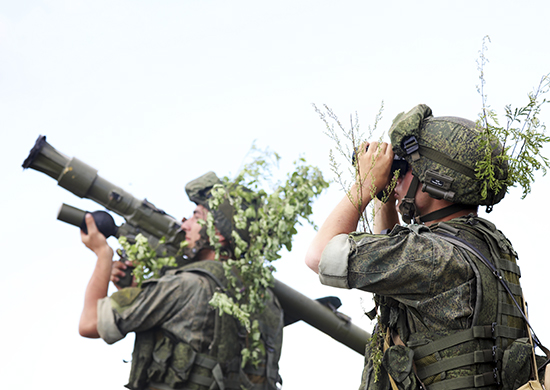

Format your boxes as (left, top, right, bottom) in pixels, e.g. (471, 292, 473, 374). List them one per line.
(84, 213, 98, 234)
(113, 260, 127, 270)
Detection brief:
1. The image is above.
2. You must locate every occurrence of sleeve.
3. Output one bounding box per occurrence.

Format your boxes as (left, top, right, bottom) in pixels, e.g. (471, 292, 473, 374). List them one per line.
(318, 234, 352, 289)
(96, 272, 213, 345)
(97, 297, 124, 344)
(319, 227, 438, 297)
(320, 226, 479, 329)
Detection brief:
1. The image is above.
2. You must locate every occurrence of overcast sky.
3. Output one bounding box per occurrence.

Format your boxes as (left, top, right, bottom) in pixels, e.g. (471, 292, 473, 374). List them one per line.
(2, 1, 550, 389)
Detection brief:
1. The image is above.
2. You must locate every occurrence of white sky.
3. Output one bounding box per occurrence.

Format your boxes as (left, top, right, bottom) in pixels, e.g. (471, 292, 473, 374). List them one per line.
(2, 1, 550, 389)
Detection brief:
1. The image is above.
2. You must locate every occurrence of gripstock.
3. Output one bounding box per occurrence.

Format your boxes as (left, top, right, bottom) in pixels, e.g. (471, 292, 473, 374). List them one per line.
(22, 135, 371, 354)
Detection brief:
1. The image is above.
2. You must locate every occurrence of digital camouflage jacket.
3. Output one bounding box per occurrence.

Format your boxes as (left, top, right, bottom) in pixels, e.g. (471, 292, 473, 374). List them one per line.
(318, 215, 535, 390)
(97, 260, 284, 390)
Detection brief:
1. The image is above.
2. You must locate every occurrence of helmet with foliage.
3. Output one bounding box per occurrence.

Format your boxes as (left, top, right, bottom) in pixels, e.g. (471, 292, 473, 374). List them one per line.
(388, 104, 508, 223)
(185, 171, 253, 257)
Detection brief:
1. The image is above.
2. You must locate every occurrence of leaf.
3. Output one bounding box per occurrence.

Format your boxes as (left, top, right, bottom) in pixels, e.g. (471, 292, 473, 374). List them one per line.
(203, 146, 329, 368)
(476, 41, 550, 202)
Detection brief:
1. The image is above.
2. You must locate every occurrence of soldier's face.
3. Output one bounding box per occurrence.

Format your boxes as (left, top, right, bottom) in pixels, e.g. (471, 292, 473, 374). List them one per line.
(181, 204, 208, 248)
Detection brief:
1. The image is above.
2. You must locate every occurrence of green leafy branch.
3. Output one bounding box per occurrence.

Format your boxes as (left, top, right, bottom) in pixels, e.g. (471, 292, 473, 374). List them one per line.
(314, 102, 397, 233)
(206, 145, 329, 367)
(315, 103, 401, 380)
(476, 35, 550, 202)
(117, 234, 187, 287)
(368, 317, 385, 383)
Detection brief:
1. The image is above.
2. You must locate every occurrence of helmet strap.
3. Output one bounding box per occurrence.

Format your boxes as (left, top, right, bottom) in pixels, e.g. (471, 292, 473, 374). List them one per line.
(399, 175, 472, 224)
(417, 203, 471, 224)
(399, 175, 420, 224)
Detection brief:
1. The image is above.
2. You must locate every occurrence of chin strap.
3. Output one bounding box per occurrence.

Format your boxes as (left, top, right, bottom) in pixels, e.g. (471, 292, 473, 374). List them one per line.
(399, 176, 420, 224)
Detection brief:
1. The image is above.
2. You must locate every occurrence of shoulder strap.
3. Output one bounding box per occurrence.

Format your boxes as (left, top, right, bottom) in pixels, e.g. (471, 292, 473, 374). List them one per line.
(184, 267, 227, 291)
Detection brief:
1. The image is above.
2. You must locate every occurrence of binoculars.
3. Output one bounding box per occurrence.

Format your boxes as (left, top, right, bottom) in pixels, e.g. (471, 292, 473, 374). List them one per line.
(351, 145, 410, 200)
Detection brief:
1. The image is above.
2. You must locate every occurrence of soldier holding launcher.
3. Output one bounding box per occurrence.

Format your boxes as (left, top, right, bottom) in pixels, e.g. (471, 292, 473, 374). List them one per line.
(79, 172, 284, 390)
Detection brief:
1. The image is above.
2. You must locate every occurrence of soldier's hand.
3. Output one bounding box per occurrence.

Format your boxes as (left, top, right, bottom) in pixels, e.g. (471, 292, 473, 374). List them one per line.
(356, 141, 394, 195)
(111, 259, 137, 289)
(81, 213, 113, 258)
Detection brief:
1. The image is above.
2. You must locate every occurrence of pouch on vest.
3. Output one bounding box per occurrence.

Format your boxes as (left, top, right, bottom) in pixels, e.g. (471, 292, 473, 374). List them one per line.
(501, 337, 532, 390)
(382, 345, 418, 390)
(126, 330, 157, 390)
(147, 336, 173, 383)
(163, 342, 197, 388)
(146, 337, 197, 388)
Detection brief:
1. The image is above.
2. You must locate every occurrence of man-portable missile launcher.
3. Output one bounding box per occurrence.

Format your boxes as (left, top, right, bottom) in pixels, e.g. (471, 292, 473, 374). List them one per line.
(22, 135, 371, 355)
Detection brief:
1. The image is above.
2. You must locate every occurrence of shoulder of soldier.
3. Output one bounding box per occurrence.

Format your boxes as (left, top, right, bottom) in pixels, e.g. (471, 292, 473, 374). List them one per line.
(432, 214, 517, 256)
(110, 287, 143, 309)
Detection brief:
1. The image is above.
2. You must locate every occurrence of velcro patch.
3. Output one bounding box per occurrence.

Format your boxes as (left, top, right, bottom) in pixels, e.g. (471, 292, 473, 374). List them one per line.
(111, 287, 142, 309)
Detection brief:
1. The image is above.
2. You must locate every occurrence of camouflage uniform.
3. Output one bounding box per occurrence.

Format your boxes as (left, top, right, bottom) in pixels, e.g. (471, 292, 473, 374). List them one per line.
(97, 267, 216, 350)
(314, 104, 545, 389)
(319, 214, 532, 390)
(97, 260, 284, 390)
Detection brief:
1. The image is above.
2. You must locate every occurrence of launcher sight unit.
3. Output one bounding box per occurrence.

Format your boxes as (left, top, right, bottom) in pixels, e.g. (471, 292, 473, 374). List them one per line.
(22, 135, 371, 355)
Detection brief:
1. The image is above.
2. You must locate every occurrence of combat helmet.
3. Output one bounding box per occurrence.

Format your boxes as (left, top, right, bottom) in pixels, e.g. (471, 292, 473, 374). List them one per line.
(185, 171, 253, 258)
(389, 104, 508, 224)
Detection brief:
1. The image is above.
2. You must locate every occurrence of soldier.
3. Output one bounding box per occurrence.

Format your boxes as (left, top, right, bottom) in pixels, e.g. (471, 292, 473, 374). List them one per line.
(79, 171, 284, 390)
(305, 105, 547, 389)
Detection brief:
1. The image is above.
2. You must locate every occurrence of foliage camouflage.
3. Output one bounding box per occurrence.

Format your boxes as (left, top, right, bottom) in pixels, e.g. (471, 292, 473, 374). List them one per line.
(117, 234, 186, 287)
(188, 146, 329, 367)
(476, 36, 550, 203)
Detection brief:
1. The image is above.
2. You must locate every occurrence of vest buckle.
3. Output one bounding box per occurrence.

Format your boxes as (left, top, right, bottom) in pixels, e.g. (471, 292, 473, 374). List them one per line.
(491, 345, 498, 363)
(493, 367, 501, 385)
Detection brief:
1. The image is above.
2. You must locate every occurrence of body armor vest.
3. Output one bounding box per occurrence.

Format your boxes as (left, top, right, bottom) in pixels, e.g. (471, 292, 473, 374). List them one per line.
(365, 216, 531, 390)
(126, 260, 283, 390)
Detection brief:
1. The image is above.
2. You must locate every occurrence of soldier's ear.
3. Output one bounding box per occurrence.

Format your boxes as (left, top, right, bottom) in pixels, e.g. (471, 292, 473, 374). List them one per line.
(215, 228, 228, 246)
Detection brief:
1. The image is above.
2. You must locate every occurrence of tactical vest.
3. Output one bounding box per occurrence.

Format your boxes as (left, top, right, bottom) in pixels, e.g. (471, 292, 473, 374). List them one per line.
(363, 216, 532, 390)
(125, 260, 284, 390)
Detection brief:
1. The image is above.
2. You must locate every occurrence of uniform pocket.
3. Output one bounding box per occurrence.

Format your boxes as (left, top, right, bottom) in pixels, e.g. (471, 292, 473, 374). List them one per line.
(164, 342, 197, 388)
(501, 337, 532, 390)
